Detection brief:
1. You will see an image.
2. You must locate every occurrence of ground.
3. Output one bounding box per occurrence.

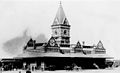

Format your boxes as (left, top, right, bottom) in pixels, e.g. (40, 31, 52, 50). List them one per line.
(1, 67, 120, 73)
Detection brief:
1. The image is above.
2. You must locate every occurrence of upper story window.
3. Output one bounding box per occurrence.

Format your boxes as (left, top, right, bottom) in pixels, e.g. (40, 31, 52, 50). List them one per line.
(66, 39, 69, 43)
(55, 30, 57, 35)
(64, 30, 67, 35)
(61, 40, 64, 43)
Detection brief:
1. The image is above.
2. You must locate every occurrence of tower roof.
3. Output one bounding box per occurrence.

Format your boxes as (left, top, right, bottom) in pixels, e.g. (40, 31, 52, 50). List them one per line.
(53, 2, 69, 25)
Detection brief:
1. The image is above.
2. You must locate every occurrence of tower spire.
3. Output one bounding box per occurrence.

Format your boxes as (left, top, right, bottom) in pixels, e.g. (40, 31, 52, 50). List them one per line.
(53, 1, 69, 25)
(51, 2, 70, 47)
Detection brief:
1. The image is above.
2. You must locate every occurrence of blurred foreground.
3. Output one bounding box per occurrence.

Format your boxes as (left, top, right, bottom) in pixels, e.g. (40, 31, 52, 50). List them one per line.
(1, 67, 120, 73)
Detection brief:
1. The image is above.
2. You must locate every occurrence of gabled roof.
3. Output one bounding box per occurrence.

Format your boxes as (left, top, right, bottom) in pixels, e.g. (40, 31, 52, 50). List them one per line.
(53, 3, 69, 25)
(46, 37, 59, 47)
(27, 38, 34, 47)
(75, 41, 81, 48)
(96, 40, 104, 49)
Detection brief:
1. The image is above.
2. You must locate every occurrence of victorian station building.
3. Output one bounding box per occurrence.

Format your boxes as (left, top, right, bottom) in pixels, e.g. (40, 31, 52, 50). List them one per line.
(0, 2, 113, 71)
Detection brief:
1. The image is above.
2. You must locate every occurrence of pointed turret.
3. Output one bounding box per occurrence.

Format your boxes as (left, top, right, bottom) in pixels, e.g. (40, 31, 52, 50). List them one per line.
(53, 2, 69, 25)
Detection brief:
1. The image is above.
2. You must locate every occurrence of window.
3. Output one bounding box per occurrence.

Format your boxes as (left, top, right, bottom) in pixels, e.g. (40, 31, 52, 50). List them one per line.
(61, 40, 64, 43)
(55, 30, 57, 35)
(50, 39, 55, 46)
(66, 39, 69, 43)
(64, 30, 67, 35)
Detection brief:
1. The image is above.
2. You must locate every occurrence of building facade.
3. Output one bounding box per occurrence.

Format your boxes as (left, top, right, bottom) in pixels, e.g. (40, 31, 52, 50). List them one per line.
(0, 2, 112, 71)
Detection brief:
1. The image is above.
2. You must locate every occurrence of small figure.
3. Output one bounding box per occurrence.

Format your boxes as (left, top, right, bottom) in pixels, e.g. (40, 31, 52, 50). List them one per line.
(26, 70, 31, 73)
(19, 71, 21, 73)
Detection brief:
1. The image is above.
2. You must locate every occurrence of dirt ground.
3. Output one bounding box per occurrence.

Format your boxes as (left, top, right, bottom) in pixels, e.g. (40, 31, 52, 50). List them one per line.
(1, 67, 120, 73)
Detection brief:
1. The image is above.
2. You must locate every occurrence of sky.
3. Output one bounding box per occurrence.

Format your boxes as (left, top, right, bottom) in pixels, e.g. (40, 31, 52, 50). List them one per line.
(0, 0, 120, 59)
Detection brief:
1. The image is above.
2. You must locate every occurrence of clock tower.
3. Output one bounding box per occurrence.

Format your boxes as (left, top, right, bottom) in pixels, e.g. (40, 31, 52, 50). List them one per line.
(51, 2, 70, 47)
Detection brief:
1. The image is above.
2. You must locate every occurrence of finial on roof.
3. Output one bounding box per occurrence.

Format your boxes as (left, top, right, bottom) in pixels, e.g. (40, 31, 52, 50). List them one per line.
(59, 1, 62, 6)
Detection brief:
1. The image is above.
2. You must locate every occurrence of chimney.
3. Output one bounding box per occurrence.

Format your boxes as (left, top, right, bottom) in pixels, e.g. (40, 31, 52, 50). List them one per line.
(82, 41, 85, 46)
